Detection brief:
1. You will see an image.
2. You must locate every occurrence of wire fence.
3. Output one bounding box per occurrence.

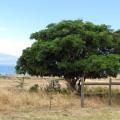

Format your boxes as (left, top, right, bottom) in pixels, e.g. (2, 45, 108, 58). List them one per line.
(80, 78, 120, 107)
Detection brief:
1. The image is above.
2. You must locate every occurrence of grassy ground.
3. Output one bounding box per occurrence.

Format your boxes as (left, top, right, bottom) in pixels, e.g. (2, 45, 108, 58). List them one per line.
(0, 107, 120, 120)
(0, 88, 119, 120)
(0, 75, 120, 90)
(0, 75, 119, 120)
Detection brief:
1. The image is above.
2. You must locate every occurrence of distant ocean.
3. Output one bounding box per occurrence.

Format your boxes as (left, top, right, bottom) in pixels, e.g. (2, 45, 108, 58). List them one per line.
(0, 65, 16, 75)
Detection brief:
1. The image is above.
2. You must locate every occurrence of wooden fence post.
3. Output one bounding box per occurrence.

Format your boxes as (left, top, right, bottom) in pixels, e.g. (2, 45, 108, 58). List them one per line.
(108, 78, 112, 106)
(81, 77, 84, 107)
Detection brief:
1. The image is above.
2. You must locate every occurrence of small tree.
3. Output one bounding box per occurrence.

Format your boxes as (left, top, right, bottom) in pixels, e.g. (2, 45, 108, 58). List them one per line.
(16, 20, 120, 90)
(16, 76, 27, 90)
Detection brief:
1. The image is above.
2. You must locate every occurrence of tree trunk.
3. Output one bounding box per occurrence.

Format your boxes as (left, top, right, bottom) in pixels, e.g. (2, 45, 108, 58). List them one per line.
(65, 77, 77, 91)
(64, 76, 85, 93)
(76, 77, 86, 94)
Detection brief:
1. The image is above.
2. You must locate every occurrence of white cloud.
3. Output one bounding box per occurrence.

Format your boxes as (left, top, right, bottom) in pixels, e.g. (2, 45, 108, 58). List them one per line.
(0, 38, 33, 56)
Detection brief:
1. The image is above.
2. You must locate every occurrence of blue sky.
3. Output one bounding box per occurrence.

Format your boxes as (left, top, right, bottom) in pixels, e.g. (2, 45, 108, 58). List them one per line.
(0, 0, 120, 56)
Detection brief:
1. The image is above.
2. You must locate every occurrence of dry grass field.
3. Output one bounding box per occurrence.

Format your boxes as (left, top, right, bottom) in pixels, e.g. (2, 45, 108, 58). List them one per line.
(0, 75, 119, 120)
(0, 107, 120, 120)
(0, 75, 120, 90)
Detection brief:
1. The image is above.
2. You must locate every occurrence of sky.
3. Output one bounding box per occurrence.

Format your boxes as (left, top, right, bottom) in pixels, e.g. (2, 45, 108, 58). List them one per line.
(0, 0, 120, 57)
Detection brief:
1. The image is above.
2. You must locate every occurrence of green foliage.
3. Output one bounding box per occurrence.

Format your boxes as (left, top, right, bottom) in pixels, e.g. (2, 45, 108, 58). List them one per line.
(29, 84, 39, 92)
(113, 30, 120, 53)
(45, 80, 61, 93)
(45, 79, 70, 94)
(16, 20, 120, 88)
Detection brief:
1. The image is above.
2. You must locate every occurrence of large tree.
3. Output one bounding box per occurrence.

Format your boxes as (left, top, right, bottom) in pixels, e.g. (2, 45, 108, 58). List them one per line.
(16, 20, 120, 89)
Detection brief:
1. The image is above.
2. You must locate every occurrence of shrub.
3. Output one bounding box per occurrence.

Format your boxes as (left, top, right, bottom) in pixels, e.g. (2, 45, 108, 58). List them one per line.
(45, 80, 61, 93)
(29, 84, 39, 92)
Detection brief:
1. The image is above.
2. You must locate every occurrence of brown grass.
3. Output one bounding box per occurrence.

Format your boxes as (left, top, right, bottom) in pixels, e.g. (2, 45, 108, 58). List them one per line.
(0, 88, 119, 112)
(0, 88, 77, 111)
(0, 75, 119, 112)
(0, 75, 120, 120)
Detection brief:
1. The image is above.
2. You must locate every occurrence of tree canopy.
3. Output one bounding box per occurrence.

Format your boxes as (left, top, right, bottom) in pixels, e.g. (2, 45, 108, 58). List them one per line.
(16, 20, 120, 88)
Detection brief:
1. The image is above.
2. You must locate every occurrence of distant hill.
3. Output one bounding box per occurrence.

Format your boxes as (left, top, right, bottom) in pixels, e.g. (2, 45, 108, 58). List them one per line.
(0, 53, 18, 65)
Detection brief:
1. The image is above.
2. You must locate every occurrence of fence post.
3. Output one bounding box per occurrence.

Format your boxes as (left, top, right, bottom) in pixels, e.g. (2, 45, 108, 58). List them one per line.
(81, 77, 84, 107)
(108, 78, 112, 106)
